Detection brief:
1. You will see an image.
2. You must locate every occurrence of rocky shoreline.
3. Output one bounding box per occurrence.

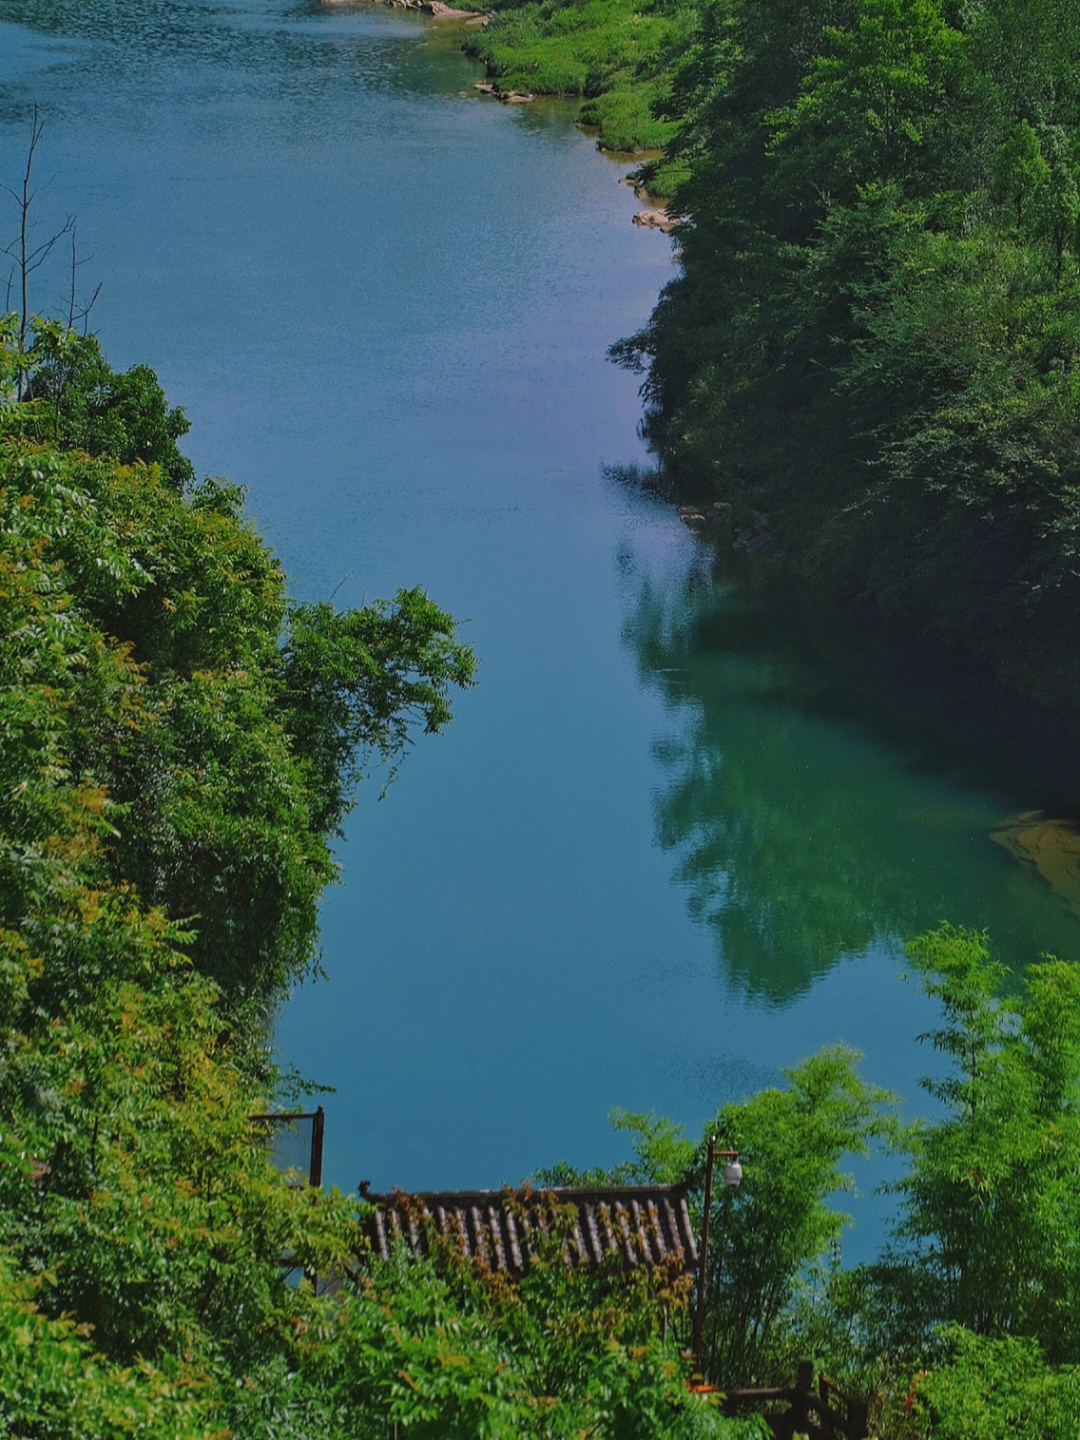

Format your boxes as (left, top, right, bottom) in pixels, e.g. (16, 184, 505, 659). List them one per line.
(472, 80, 536, 103)
(323, 0, 488, 19)
(632, 206, 675, 233)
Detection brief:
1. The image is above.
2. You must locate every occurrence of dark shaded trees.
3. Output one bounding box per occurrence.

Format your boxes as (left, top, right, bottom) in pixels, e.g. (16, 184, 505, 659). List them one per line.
(620, 0, 1080, 707)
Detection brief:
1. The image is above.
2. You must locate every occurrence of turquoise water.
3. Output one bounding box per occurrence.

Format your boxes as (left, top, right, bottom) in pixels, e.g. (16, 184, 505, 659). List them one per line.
(3, 0, 1077, 1261)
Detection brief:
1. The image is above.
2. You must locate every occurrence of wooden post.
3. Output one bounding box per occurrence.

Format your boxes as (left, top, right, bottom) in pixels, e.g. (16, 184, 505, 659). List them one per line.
(309, 1105, 324, 1189)
(819, 1372, 833, 1438)
(795, 1361, 814, 1436)
(692, 1136, 717, 1374)
(848, 1395, 869, 1440)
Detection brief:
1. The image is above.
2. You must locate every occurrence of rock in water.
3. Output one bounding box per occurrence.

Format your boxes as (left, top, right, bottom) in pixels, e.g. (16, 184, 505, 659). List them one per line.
(632, 207, 675, 233)
(989, 811, 1080, 915)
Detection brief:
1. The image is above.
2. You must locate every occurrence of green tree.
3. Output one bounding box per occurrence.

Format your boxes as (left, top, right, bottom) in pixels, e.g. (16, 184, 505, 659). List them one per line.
(0, 1249, 215, 1440)
(697, 1047, 892, 1385)
(537, 1056, 890, 1389)
(23, 324, 195, 486)
(768, 0, 965, 205)
(878, 926, 1080, 1360)
(281, 592, 477, 834)
(1030, 129, 1080, 271)
(909, 1326, 1080, 1439)
(964, 0, 1080, 128)
(990, 120, 1049, 227)
(0, 413, 475, 1008)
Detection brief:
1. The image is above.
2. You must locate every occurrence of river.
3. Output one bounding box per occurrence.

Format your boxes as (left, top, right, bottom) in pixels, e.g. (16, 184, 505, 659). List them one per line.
(2, 0, 1078, 1261)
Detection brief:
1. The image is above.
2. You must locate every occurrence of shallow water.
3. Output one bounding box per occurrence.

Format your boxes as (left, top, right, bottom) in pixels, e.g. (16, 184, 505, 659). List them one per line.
(3, 0, 1077, 1260)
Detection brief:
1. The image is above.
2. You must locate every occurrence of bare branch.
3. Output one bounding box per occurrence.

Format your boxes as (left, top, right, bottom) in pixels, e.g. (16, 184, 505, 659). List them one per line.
(67, 229, 101, 331)
(79, 283, 102, 336)
(3, 106, 100, 399)
(17, 107, 46, 352)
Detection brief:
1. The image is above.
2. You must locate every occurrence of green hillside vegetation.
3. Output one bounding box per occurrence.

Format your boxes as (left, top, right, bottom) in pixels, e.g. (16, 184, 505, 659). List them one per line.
(616, 0, 1080, 711)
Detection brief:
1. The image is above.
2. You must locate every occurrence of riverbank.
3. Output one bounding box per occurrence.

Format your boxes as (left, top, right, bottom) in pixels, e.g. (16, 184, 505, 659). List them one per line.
(324, 0, 690, 176)
(465, 0, 689, 165)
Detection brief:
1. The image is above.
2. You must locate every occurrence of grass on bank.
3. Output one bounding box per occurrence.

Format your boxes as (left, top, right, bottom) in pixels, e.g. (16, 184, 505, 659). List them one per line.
(463, 0, 695, 164)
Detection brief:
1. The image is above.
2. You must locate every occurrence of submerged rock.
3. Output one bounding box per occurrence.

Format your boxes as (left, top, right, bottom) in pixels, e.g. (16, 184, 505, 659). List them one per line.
(632, 207, 675, 233)
(990, 811, 1080, 915)
(473, 81, 536, 101)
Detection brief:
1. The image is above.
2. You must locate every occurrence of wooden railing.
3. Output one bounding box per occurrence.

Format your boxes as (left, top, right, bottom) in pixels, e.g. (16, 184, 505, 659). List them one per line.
(694, 1361, 869, 1440)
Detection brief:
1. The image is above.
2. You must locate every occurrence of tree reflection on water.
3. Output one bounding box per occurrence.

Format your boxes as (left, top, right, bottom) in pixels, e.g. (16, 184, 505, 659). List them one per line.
(620, 545, 1080, 1004)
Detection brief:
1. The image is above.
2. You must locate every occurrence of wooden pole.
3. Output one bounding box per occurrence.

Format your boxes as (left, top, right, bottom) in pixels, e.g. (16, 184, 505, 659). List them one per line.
(692, 1136, 716, 1373)
(795, 1361, 814, 1434)
(309, 1105, 325, 1189)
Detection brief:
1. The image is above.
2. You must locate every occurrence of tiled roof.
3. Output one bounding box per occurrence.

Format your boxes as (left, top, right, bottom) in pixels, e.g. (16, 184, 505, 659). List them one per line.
(359, 1182, 699, 1277)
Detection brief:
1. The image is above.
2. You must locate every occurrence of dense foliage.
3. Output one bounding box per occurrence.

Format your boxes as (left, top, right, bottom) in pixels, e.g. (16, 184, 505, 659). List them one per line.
(23, 321, 195, 488)
(617, 0, 1080, 708)
(866, 927, 1080, 1361)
